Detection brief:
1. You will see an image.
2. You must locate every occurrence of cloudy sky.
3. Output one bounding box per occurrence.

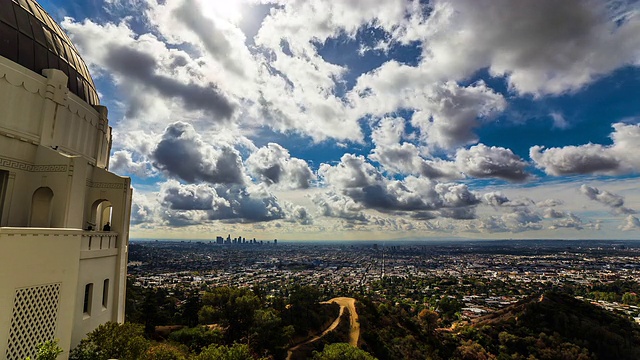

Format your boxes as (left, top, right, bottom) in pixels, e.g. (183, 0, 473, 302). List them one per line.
(43, 0, 640, 241)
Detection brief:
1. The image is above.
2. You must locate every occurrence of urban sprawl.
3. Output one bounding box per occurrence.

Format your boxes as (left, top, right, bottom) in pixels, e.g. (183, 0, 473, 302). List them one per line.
(128, 239, 640, 323)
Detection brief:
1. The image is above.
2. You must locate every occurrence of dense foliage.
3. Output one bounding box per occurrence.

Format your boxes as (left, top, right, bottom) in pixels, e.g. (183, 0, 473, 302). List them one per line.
(77, 278, 640, 360)
(70, 323, 149, 360)
(312, 343, 377, 360)
(116, 283, 338, 359)
(356, 291, 640, 360)
(460, 292, 640, 360)
(24, 340, 63, 360)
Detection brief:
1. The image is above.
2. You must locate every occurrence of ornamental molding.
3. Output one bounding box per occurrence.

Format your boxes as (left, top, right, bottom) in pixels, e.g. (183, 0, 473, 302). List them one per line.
(0, 61, 103, 128)
(0, 63, 47, 97)
(86, 179, 125, 189)
(0, 156, 67, 173)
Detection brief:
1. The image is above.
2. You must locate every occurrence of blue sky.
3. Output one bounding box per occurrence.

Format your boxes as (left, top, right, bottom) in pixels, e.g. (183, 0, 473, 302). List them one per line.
(44, 0, 640, 240)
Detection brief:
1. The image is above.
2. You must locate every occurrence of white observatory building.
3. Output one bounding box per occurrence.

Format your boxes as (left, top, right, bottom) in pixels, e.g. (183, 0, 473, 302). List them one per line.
(0, 0, 133, 359)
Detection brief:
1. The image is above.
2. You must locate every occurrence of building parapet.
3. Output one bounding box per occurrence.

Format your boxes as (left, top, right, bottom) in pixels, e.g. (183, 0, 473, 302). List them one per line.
(0, 228, 119, 257)
(0, 227, 83, 237)
(80, 232, 118, 251)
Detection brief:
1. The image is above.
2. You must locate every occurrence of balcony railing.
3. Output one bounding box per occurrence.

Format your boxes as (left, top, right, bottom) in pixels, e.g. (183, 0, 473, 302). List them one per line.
(80, 231, 118, 251)
(0, 227, 119, 260)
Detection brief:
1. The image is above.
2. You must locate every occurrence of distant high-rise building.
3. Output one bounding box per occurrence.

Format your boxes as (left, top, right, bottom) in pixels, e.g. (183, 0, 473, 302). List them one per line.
(216, 236, 223, 244)
(0, 1, 133, 359)
(274, 239, 278, 245)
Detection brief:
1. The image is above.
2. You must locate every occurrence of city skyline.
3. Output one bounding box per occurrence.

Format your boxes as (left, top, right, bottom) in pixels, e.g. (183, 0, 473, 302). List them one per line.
(42, 0, 640, 241)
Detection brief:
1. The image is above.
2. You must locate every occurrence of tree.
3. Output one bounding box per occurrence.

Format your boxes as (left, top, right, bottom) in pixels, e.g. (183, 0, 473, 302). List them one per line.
(284, 285, 332, 336)
(454, 340, 495, 360)
(199, 287, 261, 341)
(125, 277, 145, 323)
(418, 309, 439, 334)
(168, 326, 223, 353)
(622, 292, 639, 305)
(195, 343, 261, 360)
(141, 343, 187, 360)
(437, 297, 463, 324)
(24, 340, 63, 360)
(69, 322, 149, 360)
(312, 343, 377, 360)
(249, 309, 293, 357)
(182, 294, 202, 328)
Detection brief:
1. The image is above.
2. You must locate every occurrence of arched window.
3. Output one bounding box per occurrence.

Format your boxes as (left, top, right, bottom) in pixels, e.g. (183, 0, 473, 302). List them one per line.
(29, 187, 53, 227)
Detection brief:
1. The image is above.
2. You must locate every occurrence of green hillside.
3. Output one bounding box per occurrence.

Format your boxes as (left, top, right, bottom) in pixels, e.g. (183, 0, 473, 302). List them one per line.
(460, 291, 640, 359)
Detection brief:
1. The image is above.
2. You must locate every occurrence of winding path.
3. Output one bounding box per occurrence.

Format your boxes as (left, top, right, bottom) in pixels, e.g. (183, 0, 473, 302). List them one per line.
(322, 297, 360, 346)
(285, 297, 360, 360)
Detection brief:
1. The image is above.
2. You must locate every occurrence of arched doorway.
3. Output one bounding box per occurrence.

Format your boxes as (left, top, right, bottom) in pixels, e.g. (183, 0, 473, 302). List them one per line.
(89, 199, 113, 231)
(30, 187, 54, 227)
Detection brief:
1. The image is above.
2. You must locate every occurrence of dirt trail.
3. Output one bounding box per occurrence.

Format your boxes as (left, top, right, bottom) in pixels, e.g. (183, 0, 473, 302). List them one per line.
(285, 297, 360, 360)
(322, 297, 359, 346)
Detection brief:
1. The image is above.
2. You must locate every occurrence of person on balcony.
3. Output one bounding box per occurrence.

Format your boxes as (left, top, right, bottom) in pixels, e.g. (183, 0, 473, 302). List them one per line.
(103, 222, 111, 231)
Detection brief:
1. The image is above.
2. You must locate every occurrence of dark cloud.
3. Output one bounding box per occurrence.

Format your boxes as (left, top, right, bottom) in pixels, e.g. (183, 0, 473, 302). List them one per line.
(161, 183, 218, 211)
(104, 45, 235, 118)
(501, 209, 543, 232)
(159, 181, 285, 226)
(474, 208, 543, 233)
(369, 143, 461, 179)
(152, 122, 245, 185)
(410, 211, 438, 220)
(456, 144, 530, 182)
(312, 192, 368, 223)
(501, 198, 535, 208)
(435, 183, 481, 209)
(412, 81, 506, 150)
(425, 0, 640, 95)
(320, 154, 382, 189)
(283, 203, 314, 225)
(543, 208, 566, 219)
(246, 143, 314, 189)
(530, 145, 620, 176)
(440, 207, 476, 220)
(549, 213, 584, 230)
(579, 184, 635, 214)
(536, 199, 564, 208)
(476, 216, 510, 233)
(530, 123, 640, 176)
(482, 192, 510, 207)
(130, 194, 156, 226)
(319, 154, 480, 217)
(482, 192, 533, 208)
(479, 191, 545, 232)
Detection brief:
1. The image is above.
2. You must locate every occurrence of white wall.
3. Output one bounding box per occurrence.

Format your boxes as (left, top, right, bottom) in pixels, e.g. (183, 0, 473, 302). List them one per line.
(0, 228, 82, 360)
(0, 56, 132, 360)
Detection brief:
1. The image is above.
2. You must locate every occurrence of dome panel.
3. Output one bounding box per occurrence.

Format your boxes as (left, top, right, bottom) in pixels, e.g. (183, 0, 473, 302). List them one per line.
(0, 0, 99, 106)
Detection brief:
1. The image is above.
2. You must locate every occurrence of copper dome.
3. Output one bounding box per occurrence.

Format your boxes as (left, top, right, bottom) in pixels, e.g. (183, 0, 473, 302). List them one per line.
(0, 0, 99, 105)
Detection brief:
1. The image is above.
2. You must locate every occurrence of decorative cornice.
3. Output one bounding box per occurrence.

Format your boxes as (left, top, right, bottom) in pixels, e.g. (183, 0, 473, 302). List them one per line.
(0, 64, 46, 97)
(85, 179, 125, 189)
(1, 62, 103, 128)
(0, 156, 67, 173)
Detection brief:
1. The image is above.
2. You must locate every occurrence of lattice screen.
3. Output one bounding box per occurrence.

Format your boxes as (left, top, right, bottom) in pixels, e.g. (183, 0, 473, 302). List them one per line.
(5, 283, 61, 360)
